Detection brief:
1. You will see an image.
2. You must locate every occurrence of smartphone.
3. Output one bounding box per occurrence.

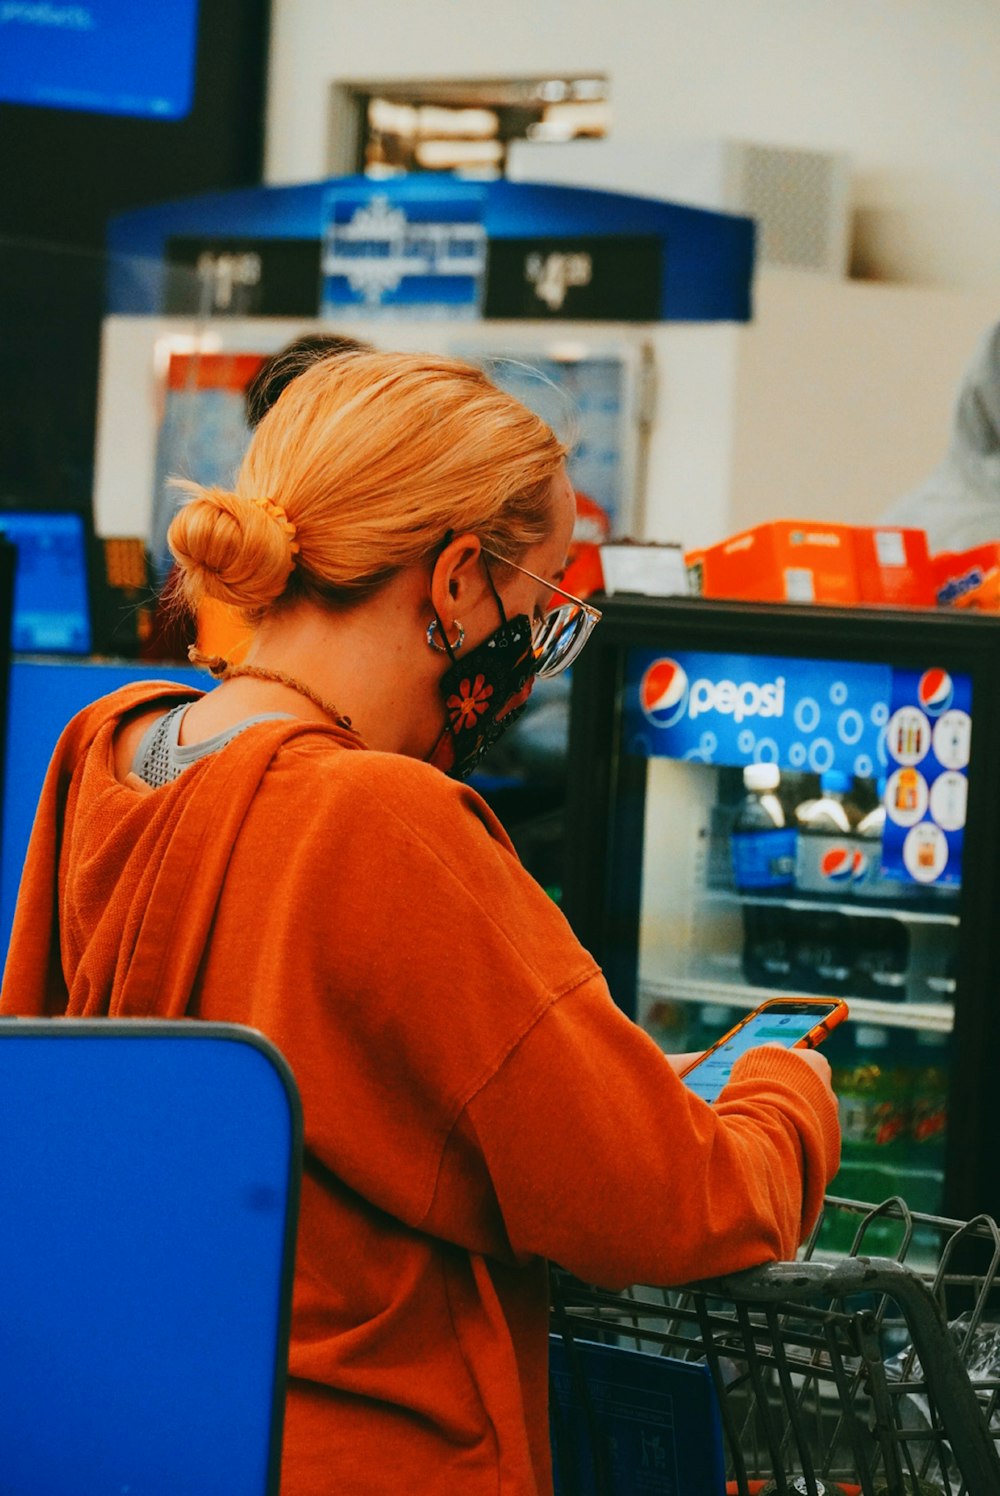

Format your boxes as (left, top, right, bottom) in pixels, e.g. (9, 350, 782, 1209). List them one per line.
(679, 997, 848, 1105)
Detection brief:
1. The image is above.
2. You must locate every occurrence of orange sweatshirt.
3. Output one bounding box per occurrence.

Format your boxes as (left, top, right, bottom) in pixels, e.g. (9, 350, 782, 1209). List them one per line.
(1, 683, 840, 1496)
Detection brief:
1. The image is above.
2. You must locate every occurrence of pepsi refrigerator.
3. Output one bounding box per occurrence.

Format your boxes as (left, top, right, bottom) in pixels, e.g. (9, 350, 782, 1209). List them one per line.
(562, 595, 1000, 1246)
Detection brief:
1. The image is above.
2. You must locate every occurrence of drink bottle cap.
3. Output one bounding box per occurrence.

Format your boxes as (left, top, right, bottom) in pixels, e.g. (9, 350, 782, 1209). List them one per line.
(819, 769, 851, 795)
(743, 762, 780, 792)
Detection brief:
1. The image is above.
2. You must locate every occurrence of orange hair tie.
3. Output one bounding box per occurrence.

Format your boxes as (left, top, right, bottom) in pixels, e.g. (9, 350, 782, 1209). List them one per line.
(252, 495, 300, 556)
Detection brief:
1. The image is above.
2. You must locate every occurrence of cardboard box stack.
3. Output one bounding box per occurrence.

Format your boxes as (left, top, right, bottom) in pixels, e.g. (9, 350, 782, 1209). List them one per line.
(685, 521, 936, 608)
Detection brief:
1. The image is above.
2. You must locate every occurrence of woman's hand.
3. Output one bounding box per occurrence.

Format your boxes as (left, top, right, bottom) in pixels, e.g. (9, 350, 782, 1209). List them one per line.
(762, 1042, 835, 1100)
(668, 1043, 836, 1103)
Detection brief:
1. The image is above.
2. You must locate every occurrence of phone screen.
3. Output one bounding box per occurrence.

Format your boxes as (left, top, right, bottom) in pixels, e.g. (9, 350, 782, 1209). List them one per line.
(681, 1002, 838, 1105)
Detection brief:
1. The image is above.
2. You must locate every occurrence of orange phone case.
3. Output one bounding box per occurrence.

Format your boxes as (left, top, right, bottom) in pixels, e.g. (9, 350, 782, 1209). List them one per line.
(680, 996, 849, 1079)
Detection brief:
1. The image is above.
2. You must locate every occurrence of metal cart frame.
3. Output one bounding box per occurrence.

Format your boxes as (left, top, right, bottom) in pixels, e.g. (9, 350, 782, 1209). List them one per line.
(551, 1197, 1000, 1495)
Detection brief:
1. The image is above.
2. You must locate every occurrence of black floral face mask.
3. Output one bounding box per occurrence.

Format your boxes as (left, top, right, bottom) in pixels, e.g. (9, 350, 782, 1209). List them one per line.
(426, 568, 538, 782)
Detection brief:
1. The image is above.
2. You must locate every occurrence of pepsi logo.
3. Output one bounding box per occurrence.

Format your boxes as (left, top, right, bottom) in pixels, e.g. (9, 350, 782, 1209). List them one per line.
(918, 668, 954, 716)
(820, 846, 865, 883)
(640, 658, 689, 726)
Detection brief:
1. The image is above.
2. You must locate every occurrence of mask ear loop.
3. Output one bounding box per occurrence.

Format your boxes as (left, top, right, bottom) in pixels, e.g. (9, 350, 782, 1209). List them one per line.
(428, 533, 505, 661)
(428, 530, 461, 665)
(479, 552, 508, 626)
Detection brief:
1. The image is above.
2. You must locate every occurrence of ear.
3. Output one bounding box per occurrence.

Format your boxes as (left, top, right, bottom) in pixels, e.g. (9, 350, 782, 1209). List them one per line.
(428, 532, 489, 625)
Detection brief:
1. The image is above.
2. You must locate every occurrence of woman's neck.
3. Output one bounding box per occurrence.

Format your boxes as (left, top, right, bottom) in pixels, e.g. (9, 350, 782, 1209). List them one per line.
(186, 580, 446, 758)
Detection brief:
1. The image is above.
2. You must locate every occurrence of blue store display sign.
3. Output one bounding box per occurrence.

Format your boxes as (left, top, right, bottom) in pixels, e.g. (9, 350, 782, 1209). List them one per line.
(108, 176, 754, 323)
(320, 184, 487, 319)
(623, 647, 974, 891)
(624, 647, 892, 779)
(880, 666, 972, 889)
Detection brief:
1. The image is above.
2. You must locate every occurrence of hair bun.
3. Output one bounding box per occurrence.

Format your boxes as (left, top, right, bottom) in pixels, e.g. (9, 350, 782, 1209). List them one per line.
(167, 482, 297, 614)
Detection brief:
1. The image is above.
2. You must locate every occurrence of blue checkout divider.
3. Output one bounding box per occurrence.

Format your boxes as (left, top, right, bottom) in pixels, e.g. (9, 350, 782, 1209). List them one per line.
(1, 658, 208, 962)
(0, 1021, 299, 1494)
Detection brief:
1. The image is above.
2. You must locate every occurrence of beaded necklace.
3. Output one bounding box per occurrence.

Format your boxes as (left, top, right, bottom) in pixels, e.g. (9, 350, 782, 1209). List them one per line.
(188, 649, 353, 731)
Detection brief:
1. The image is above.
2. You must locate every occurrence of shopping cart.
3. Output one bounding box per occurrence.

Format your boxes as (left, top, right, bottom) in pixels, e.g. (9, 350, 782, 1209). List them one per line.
(550, 1196, 1000, 1496)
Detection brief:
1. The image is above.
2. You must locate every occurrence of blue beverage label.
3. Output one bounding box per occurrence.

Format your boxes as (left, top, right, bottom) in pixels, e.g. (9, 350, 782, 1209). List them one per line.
(731, 828, 796, 889)
(623, 649, 973, 890)
(880, 667, 972, 888)
(624, 649, 891, 776)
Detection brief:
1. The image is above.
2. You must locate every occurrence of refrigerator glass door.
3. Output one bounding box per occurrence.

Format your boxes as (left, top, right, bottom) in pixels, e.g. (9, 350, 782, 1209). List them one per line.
(622, 642, 970, 1252)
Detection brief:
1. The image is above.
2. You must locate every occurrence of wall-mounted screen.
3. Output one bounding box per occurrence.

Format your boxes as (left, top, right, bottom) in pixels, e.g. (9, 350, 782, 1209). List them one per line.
(0, 511, 92, 655)
(0, 0, 199, 120)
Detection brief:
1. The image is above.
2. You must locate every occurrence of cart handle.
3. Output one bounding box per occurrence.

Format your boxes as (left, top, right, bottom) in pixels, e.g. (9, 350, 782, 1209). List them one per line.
(688, 1254, 1000, 1494)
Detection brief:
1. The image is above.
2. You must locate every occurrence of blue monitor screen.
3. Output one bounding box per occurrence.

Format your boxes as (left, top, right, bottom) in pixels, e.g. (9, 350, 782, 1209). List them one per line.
(0, 512, 92, 655)
(0, 0, 199, 120)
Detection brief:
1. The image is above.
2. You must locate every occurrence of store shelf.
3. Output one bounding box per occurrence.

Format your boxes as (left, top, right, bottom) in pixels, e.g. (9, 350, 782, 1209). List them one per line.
(701, 889, 960, 928)
(639, 974, 954, 1034)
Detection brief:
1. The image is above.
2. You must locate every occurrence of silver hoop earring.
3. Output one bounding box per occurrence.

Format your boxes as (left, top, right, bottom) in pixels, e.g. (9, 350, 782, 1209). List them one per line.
(426, 618, 465, 654)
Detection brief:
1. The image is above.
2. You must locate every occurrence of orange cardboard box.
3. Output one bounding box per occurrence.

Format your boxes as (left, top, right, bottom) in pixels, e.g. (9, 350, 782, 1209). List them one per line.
(685, 521, 859, 605)
(853, 526, 934, 606)
(933, 541, 1000, 611)
(686, 520, 934, 608)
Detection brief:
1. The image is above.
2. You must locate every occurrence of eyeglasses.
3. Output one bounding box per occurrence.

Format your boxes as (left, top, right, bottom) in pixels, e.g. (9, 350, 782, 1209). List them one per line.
(480, 545, 602, 679)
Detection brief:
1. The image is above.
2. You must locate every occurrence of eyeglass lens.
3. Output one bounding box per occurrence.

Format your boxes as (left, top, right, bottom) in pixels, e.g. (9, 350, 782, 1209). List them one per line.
(532, 603, 591, 679)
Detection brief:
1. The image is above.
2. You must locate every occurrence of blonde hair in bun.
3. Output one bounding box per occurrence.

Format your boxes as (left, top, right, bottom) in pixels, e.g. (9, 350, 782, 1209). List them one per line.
(167, 484, 298, 616)
(167, 348, 567, 623)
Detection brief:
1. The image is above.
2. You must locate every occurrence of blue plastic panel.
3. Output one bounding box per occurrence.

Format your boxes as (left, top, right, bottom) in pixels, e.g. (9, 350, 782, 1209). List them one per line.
(0, 1023, 298, 1493)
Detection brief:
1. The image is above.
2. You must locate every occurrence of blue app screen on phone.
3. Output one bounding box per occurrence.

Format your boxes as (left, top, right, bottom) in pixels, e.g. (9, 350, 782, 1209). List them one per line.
(683, 1005, 830, 1104)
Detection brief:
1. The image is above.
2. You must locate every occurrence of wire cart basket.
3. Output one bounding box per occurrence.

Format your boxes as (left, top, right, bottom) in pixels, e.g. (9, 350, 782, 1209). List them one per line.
(550, 1196, 1000, 1496)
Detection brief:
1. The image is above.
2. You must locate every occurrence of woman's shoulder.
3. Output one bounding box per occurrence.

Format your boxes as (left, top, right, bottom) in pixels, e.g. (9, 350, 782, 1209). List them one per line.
(52, 681, 203, 775)
(279, 735, 510, 844)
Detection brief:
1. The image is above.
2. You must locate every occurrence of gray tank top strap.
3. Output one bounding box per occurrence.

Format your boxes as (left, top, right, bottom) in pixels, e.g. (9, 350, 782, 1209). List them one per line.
(132, 703, 292, 789)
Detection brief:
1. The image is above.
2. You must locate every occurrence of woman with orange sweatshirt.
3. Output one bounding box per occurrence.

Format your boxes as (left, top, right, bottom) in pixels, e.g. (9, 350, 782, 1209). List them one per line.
(1, 350, 839, 1495)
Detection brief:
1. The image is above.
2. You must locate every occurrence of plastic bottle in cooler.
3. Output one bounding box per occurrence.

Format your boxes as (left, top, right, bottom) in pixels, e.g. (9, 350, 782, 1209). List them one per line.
(824, 1024, 914, 1254)
(851, 776, 912, 907)
(836, 1027, 909, 1159)
(856, 781, 885, 842)
(851, 915, 909, 1000)
(742, 903, 795, 990)
(854, 778, 886, 894)
(730, 763, 796, 892)
(790, 908, 852, 994)
(794, 770, 861, 896)
(795, 771, 853, 834)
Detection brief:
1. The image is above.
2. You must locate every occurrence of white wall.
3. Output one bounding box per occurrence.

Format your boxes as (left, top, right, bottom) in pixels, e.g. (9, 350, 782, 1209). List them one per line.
(728, 271, 1000, 533)
(256, 2, 1000, 551)
(266, 0, 1000, 293)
